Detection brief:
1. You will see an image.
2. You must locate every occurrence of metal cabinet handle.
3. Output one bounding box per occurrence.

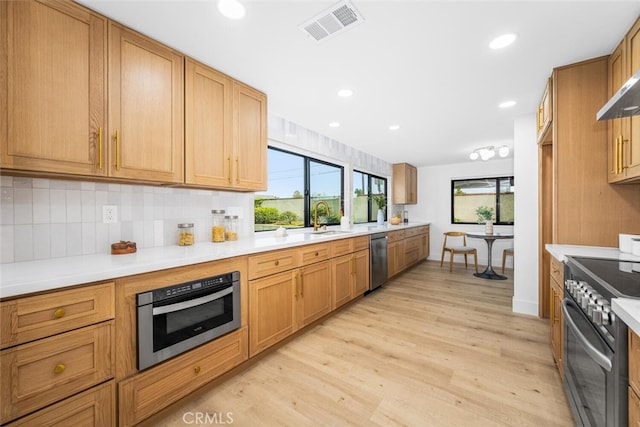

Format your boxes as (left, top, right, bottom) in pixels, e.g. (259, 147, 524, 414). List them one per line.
(227, 157, 232, 184)
(98, 127, 103, 170)
(194, 366, 201, 374)
(53, 308, 65, 318)
(274, 260, 279, 266)
(53, 364, 65, 374)
(115, 130, 121, 171)
(235, 158, 240, 183)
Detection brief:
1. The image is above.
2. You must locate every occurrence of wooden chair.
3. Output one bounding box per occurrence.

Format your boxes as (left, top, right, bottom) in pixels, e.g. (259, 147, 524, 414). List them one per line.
(440, 231, 478, 273)
(502, 247, 514, 273)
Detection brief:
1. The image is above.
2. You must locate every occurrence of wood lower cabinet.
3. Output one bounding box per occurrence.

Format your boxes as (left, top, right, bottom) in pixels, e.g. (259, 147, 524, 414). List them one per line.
(0, 0, 107, 176)
(549, 255, 564, 377)
(0, 282, 115, 425)
(118, 327, 247, 427)
(5, 381, 114, 427)
(1, 321, 113, 424)
(108, 22, 184, 183)
(297, 261, 332, 327)
(392, 163, 418, 205)
(630, 329, 640, 425)
(387, 226, 429, 279)
(331, 247, 370, 310)
(248, 259, 331, 357)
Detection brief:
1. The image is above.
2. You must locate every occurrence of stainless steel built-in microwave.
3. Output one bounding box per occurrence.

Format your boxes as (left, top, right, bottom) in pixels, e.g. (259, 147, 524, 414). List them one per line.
(136, 271, 241, 370)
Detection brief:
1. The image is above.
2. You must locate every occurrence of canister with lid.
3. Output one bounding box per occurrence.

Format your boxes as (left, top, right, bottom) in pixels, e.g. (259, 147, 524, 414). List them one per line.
(225, 215, 239, 241)
(211, 209, 226, 242)
(177, 223, 194, 246)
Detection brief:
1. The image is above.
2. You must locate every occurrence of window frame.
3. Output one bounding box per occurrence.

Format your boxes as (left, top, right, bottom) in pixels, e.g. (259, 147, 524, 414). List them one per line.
(255, 146, 344, 231)
(450, 176, 514, 225)
(353, 169, 388, 224)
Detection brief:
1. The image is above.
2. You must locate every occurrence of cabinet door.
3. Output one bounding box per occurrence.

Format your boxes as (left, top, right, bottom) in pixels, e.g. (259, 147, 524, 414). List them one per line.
(537, 78, 552, 142)
(626, 19, 640, 180)
(630, 386, 640, 427)
(0, 0, 107, 176)
(608, 42, 628, 183)
(353, 249, 370, 297)
(233, 82, 267, 191)
(387, 241, 399, 278)
(630, 329, 640, 396)
(249, 271, 295, 357)
(297, 261, 332, 328)
(108, 23, 184, 183)
(549, 279, 564, 377)
(331, 254, 353, 310)
(392, 163, 417, 205)
(185, 59, 233, 187)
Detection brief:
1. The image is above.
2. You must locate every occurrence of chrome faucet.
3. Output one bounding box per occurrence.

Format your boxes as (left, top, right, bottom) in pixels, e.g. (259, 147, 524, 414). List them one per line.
(313, 201, 331, 231)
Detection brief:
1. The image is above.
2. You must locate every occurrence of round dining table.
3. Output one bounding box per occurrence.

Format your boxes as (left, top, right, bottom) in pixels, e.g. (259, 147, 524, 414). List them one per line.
(466, 232, 514, 280)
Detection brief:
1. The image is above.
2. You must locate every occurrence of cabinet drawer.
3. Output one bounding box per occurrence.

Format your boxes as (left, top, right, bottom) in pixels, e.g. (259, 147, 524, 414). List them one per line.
(300, 243, 330, 265)
(118, 327, 247, 427)
(331, 239, 354, 257)
(387, 230, 405, 243)
(404, 227, 420, 238)
(550, 256, 564, 286)
(5, 381, 114, 427)
(404, 235, 420, 252)
(353, 236, 369, 252)
(248, 249, 299, 280)
(1, 282, 114, 349)
(417, 225, 430, 235)
(1, 321, 113, 424)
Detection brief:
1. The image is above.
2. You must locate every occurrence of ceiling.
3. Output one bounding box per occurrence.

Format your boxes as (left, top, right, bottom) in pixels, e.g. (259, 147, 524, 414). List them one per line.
(79, 0, 640, 167)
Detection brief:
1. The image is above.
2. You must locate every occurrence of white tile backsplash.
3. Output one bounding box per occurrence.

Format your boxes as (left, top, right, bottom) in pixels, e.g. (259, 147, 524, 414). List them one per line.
(0, 177, 255, 263)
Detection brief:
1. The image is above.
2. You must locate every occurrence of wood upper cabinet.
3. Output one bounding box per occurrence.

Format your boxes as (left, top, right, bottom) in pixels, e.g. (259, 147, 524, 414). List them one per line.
(392, 163, 417, 205)
(608, 17, 640, 183)
(185, 59, 233, 187)
(0, 0, 107, 176)
(108, 22, 184, 183)
(232, 82, 267, 191)
(537, 77, 553, 143)
(185, 60, 267, 190)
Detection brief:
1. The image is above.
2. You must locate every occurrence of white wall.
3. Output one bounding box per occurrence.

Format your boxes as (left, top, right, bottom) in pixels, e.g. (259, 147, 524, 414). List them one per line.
(406, 159, 514, 268)
(512, 114, 538, 316)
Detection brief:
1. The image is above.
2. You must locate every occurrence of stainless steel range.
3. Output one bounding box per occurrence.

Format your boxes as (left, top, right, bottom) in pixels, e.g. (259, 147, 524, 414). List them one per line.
(563, 256, 640, 427)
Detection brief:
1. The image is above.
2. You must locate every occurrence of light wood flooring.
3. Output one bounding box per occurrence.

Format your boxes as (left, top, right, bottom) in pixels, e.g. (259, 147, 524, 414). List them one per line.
(144, 261, 573, 426)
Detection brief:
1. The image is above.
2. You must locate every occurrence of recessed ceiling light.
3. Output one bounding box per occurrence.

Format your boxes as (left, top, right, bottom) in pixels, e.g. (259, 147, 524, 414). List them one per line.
(337, 89, 353, 97)
(499, 100, 517, 108)
(389, 125, 400, 131)
(329, 122, 340, 128)
(489, 33, 517, 50)
(217, 0, 245, 20)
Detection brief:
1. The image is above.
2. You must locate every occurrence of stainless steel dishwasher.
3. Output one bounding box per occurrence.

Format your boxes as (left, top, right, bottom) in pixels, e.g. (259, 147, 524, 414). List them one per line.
(369, 232, 388, 291)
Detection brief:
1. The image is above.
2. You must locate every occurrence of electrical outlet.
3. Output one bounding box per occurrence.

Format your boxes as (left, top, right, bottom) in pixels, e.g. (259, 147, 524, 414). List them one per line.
(103, 205, 118, 223)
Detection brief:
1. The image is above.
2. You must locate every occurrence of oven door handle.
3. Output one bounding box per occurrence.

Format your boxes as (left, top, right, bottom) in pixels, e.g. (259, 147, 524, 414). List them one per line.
(152, 287, 233, 315)
(561, 298, 613, 372)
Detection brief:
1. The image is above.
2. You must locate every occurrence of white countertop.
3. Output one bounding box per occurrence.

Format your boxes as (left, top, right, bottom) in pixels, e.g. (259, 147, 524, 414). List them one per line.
(546, 244, 640, 335)
(545, 244, 640, 263)
(0, 222, 429, 299)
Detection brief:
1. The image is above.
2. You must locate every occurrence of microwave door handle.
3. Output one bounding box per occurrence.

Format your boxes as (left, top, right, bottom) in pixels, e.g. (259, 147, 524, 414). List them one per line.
(152, 287, 233, 315)
(561, 299, 613, 372)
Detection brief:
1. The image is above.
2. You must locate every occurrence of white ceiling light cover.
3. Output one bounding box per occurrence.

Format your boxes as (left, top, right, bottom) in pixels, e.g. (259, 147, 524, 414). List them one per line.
(300, 0, 364, 43)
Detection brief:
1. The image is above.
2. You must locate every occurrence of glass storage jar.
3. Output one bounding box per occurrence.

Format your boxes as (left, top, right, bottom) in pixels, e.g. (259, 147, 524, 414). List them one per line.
(177, 223, 194, 246)
(211, 209, 226, 242)
(225, 215, 239, 241)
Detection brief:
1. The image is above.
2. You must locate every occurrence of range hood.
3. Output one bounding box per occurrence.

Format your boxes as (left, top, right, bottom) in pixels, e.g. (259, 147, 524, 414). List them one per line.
(597, 69, 640, 120)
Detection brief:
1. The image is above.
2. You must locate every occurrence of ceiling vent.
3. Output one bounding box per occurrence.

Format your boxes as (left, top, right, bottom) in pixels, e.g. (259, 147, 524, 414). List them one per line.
(299, 0, 364, 43)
